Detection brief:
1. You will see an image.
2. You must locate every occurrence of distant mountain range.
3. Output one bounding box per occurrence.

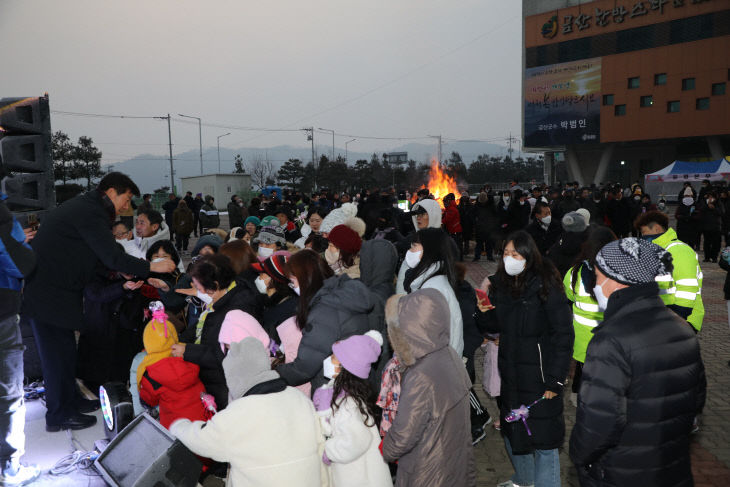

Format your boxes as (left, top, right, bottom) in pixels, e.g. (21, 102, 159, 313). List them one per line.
(105, 141, 516, 193)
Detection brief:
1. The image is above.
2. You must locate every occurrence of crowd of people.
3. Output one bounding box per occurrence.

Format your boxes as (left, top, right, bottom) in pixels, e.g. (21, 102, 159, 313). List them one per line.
(0, 169, 714, 486)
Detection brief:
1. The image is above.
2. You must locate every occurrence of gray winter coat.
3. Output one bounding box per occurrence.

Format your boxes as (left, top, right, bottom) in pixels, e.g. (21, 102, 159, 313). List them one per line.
(276, 275, 373, 393)
(383, 289, 475, 487)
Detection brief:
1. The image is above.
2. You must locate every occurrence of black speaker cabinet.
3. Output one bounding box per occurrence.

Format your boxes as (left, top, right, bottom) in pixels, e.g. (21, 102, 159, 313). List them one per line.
(94, 413, 202, 487)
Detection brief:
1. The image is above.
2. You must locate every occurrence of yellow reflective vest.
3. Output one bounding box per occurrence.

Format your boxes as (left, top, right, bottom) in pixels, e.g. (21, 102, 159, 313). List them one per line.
(653, 228, 704, 331)
(564, 265, 603, 363)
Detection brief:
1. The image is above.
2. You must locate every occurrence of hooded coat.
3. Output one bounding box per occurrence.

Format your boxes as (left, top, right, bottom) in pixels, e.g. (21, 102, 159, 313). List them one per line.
(395, 263, 464, 356)
(173, 203, 194, 236)
(485, 272, 573, 454)
(382, 290, 475, 487)
(276, 275, 374, 394)
(569, 283, 706, 487)
(171, 339, 327, 487)
(139, 358, 207, 429)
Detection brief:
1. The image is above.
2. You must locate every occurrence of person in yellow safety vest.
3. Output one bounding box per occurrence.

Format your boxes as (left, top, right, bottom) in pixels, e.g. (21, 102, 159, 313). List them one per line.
(635, 211, 704, 332)
(563, 226, 617, 405)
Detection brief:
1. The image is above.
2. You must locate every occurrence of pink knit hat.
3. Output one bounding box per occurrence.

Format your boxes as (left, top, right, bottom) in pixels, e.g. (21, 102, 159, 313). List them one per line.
(219, 310, 270, 352)
(332, 330, 383, 379)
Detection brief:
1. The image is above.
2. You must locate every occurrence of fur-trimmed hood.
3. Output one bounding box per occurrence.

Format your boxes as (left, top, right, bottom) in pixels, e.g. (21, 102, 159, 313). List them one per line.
(385, 288, 450, 367)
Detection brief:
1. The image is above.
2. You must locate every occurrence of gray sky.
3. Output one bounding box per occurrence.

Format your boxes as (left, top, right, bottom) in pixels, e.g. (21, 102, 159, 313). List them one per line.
(2, 0, 522, 165)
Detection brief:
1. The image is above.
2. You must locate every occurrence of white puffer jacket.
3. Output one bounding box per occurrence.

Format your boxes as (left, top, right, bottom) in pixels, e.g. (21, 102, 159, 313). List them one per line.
(319, 393, 392, 487)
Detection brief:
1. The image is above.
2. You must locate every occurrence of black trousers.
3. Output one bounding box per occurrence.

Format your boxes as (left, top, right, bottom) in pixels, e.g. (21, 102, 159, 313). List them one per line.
(703, 230, 721, 260)
(0, 315, 25, 466)
(176, 233, 190, 251)
(29, 318, 77, 425)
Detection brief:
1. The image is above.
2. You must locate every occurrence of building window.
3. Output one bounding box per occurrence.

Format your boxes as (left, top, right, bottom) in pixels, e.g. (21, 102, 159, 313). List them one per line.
(227, 186, 232, 192)
(712, 82, 726, 95)
(615, 104, 627, 116)
(627, 77, 640, 89)
(696, 98, 710, 110)
(640, 95, 654, 107)
(667, 101, 680, 113)
(603, 94, 614, 106)
(682, 78, 695, 90)
(654, 73, 667, 86)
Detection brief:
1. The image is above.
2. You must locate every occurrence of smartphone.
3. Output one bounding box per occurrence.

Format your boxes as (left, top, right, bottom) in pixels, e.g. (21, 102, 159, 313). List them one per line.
(475, 288, 488, 301)
(27, 213, 39, 231)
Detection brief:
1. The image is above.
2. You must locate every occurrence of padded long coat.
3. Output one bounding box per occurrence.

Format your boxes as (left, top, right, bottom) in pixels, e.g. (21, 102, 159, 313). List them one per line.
(569, 283, 706, 487)
(486, 272, 574, 454)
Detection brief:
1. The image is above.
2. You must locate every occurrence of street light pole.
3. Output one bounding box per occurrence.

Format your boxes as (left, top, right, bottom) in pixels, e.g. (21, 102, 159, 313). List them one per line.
(217, 133, 231, 173)
(345, 139, 356, 163)
(179, 113, 203, 175)
(318, 128, 335, 161)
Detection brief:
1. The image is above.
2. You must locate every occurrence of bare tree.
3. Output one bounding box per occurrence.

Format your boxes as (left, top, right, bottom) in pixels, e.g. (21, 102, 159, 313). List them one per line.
(250, 153, 273, 190)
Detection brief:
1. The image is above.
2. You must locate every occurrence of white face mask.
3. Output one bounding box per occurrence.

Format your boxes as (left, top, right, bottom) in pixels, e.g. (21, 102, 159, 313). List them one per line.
(289, 283, 300, 295)
(503, 255, 526, 276)
(322, 356, 337, 379)
(258, 246, 274, 259)
(254, 276, 268, 294)
(682, 197, 694, 206)
(405, 249, 423, 269)
(519, 200, 526, 206)
(502, 196, 511, 205)
(540, 215, 552, 226)
(593, 278, 610, 312)
(196, 290, 213, 305)
(325, 248, 340, 266)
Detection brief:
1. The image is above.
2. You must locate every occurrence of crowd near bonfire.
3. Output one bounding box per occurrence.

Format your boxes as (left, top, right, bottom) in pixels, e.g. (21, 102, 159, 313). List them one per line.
(0, 166, 715, 487)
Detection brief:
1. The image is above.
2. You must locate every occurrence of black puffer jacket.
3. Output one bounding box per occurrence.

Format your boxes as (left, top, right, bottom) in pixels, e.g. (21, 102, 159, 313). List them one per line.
(359, 238, 399, 389)
(262, 292, 298, 343)
(180, 283, 260, 410)
(276, 275, 374, 393)
(569, 283, 706, 487)
(547, 231, 586, 276)
(486, 272, 573, 454)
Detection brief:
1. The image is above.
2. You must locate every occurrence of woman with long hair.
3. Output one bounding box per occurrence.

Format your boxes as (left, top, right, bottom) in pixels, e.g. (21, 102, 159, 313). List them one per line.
(482, 230, 573, 487)
(396, 227, 463, 356)
(326, 224, 362, 279)
(564, 226, 616, 404)
(171, 254, 257, 409)
(276, 249, 373, 394)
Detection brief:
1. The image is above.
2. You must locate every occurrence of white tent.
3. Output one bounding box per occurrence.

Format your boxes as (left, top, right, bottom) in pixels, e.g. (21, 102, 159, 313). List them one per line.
(644, 158, 730, 201)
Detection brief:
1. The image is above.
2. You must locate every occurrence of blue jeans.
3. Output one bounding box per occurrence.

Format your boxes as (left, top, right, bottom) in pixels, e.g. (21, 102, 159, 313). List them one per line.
(504, 436, 560, 487)
(0, 315, 25, 468)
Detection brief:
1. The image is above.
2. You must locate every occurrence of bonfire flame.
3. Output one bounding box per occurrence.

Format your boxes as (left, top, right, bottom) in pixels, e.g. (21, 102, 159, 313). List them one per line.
(412, 159, 462, 208)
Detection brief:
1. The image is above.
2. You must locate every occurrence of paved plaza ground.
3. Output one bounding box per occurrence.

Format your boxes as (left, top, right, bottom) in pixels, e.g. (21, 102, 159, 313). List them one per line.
(21, 225, 730, 486)
(465, 250, 730, 487)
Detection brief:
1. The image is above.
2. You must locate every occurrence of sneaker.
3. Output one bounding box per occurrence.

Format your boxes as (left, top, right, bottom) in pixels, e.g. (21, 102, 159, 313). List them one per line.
(471, 426, 486, 445)
(0, 464, 40, 486)
(476, 410, 492, 429)
(497, 481, 534, 487)
(691, 416, 700, 434)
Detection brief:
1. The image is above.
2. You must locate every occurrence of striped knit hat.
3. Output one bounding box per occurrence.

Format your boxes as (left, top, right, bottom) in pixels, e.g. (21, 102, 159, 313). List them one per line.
(252, 252, 290, 284)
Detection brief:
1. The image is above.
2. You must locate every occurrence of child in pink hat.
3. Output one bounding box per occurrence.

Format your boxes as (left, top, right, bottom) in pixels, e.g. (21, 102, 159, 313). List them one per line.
(218, 310, 271, 354)
(312, 330, 392, 487)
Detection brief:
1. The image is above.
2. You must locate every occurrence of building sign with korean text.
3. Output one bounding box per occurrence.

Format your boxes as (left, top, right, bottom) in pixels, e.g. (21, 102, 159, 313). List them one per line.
(524, 57, 602, 148)
(542, 0, 712, 39)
